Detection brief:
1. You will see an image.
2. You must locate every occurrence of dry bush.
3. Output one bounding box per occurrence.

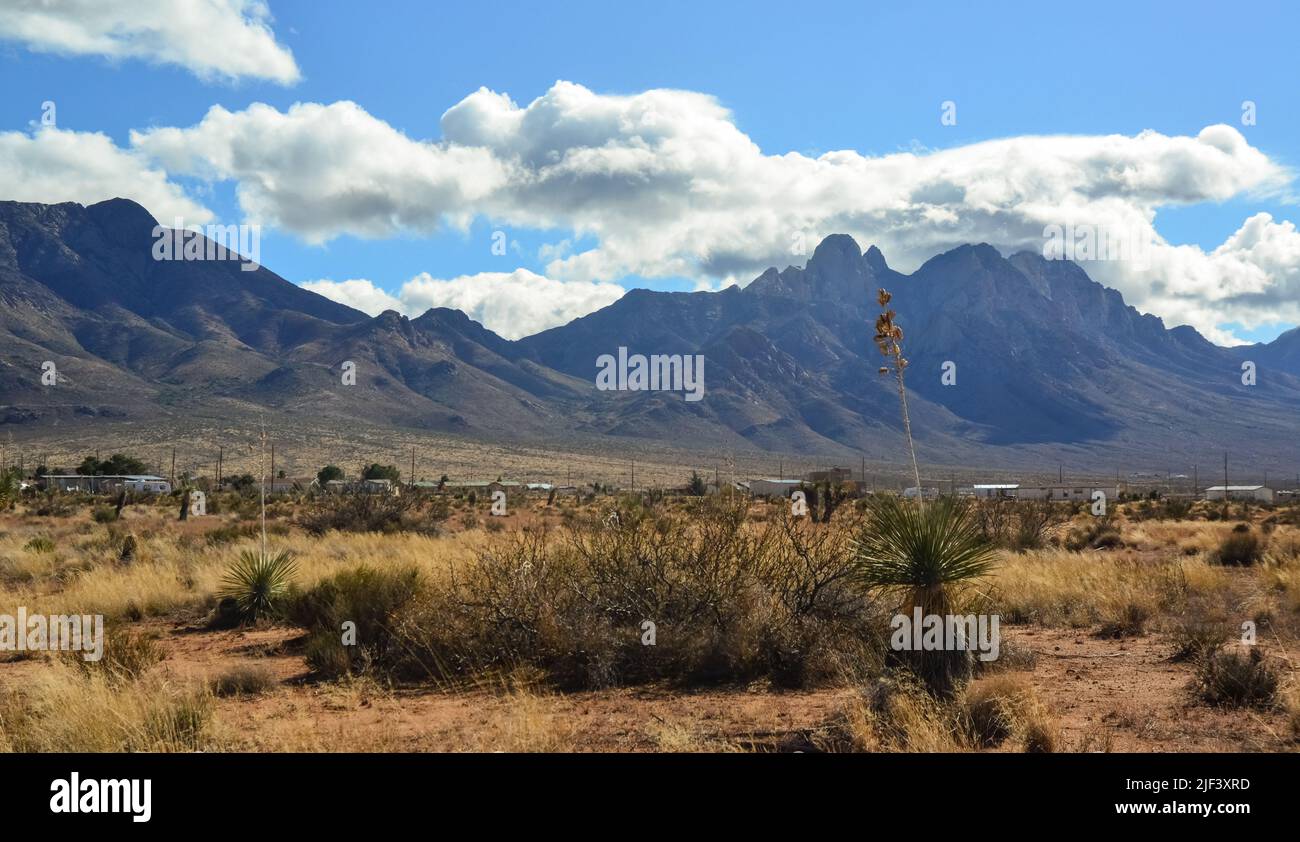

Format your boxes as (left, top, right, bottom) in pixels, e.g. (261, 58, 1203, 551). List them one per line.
(828, 676, 970, 752)
(209, 664, 277, 697)
(1064, 517, 1124, 551)
(1193, 646, 1280, 708)
(297, 490, 448, 535)
(1214, 526, 1264, 566)
(75, 627, 164, 683)
(289, 499, 885, 690)
(286, 565, 424, 678)
(973, 500, 1066, 551)
(961, 674, 1058, 751)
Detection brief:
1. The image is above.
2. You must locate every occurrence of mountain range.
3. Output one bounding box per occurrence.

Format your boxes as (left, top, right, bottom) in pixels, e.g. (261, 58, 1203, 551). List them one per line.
(2, 198, 1297, 470)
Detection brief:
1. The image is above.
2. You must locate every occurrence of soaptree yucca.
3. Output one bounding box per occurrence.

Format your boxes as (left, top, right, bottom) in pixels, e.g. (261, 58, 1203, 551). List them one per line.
(853, 495, 997, 696)
(217, 421, 296, 624)
(218, 548, 298, 624)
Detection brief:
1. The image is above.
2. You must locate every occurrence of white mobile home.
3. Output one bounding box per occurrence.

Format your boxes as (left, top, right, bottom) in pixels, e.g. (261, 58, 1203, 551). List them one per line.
(1205, 485, 1274, 503)
(748, 478, 804, 498)
(972, 484, 1019, 499)
(1018, 486, 1116, 502)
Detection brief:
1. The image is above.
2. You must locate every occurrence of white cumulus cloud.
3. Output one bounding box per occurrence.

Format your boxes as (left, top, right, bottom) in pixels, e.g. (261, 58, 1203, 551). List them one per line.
(0, 127, 211, 223)
(301, 270, 625, 340)
(9, 80, 1296, 342)
(0, 0, 299, 83)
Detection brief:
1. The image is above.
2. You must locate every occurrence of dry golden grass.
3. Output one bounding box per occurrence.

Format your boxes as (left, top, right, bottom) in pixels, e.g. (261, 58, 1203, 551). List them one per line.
(0, 511, 487, 620)
(3, 498, 1299, 753)
(0, 661, 214, 752)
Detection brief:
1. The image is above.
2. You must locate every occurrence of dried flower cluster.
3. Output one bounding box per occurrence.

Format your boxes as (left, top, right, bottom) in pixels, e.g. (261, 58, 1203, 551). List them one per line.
(874, 288, 923, 502)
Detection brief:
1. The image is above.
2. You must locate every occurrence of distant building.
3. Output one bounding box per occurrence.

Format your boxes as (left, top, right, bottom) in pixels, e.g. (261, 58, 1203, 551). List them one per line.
(903, 486, 941, 500)
(262, 477, 309, 493)
(324, 478, 398, 495)
(972, 484, 1019, 499)
(39, 474, 170, 494)
(804, 467, 852, 484)
(1205, 485, 1274, 503)
(1018, 485, 1116, 502)
(749, 478, 804, 498)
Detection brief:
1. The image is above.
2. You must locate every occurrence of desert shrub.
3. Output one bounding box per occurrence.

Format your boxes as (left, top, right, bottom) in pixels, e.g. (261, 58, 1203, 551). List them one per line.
(1214, 526, 1263, 566)
(828, 675, 969, 752)
(1194, 647, 1279, 707)
(217, 549, 298, 624)
(290, 500, 882, 690)
(960, 673, 1058, 751)
(1096, 599, 1152, 638)
(118, 534, 138, 564)
(1169, 616, 1231, 662)
(297, 490, 447, 535)
(209, 664, 276, 697)
(963, 676, 1021, 746)
(1064, 518, 1123, 551)
(975, 500, 1064, 551)
(71, 627, 164, 683)
(286, 566, 424, 678)
(91, 506, 118, 524)
(23, 536, 55, 553)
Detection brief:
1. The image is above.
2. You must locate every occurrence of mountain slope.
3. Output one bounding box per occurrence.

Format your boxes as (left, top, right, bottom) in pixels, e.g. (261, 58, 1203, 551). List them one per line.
(2, 198, 1297, 469)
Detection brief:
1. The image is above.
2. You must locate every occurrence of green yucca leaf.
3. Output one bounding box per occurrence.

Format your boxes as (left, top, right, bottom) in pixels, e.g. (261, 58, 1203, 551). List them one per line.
(218, 548, 298, 624)
(851, 496, 997, 596)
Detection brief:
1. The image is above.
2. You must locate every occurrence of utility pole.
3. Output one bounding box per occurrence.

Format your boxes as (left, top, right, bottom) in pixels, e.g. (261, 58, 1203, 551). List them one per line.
(411, 447, 416, 485)
(170, 448, 176, 487)
(1059, 463, 1063, 484)
(1193, 464, 1198, 498)
(779, 458, 783, 480)
(1224, 451, 1230, 512)
(217, 447, 223, 488)
(630, 458, 635, 491)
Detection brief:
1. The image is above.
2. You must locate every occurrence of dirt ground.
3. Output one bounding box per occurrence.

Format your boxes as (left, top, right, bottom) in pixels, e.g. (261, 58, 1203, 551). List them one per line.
(5, 618, 1292, 752)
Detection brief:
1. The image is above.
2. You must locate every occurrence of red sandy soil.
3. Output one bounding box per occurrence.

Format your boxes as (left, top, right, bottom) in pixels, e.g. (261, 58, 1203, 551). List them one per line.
(6, 619, 1293, 752)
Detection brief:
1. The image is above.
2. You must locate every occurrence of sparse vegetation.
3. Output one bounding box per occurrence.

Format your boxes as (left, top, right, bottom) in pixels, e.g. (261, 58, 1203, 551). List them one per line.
(0, 481, 1296, 753)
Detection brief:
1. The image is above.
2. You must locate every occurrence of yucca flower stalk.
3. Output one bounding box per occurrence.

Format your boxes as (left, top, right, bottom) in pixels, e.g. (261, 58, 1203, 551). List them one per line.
(874, 288, 923, 505)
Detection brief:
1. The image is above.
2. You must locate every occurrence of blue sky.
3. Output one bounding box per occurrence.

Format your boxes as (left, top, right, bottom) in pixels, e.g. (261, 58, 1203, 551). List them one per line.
(1, 0, 1297, 342)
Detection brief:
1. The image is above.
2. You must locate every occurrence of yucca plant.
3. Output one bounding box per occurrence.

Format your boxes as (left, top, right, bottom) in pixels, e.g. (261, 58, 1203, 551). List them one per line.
(217, 421, 296, 624)
(853, 495, 997, 696)
(218, 548, 298, 624)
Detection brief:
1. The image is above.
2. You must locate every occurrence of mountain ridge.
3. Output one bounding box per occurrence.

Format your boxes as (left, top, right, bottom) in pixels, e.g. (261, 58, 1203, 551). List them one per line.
(2, 198, 1297, 469)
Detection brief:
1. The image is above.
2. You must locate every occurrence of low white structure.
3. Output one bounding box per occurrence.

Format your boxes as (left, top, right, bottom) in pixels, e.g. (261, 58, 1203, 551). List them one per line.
(1018, 486, 1117, 502)
(123, 476, 171, 494)
(903, 486, 941, 500)
(749, 478, 803, 498)
(972, 484, 1019, 499)
(1205, 485, 1274, 503)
